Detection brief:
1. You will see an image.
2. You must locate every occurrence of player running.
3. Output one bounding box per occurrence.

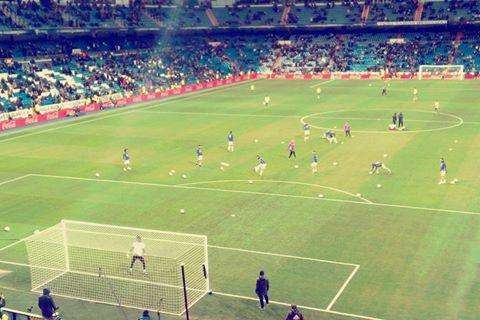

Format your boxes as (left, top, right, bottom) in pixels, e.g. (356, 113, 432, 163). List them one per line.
(369, 161, 392, 175)
(303, 123, 311, 142)
(254, 155, 267, 176)
(412, 87, 418, 102)
(195, 145, 203, 167)
(381, 83, 387, 96)
(316, 87, 322, 99)
(263, 95, 270, 107)
(227, 131, 234, 152)
(129, 235, 147, 275)
(344, 121, 351, 137)
(434, 100, 440, 113)
(311, 151, 319, 173)
(325, 130, 338, 144)
(288, 139, 296, 158)
(439, 158, 447, 184)
(122, 148, 131, 172)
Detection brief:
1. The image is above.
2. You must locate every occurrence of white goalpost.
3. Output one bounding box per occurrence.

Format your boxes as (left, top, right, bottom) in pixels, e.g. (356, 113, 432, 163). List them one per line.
(418, 65, 464, 80)
(24, 220, 210, 316)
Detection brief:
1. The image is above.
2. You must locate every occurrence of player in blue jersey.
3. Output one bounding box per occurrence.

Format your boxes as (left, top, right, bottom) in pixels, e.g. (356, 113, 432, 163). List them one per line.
(227, 131, 234, 152)
(254, 155, 267, 176)
(439, 158, 447, 184)
(311, 151, 319, 173)
(369, 161, 391, 175)
(122, 148, 131, 172)
(195, 145, 203, 167)
(303, 123, 311, 142)
(324, 130, 338, 144)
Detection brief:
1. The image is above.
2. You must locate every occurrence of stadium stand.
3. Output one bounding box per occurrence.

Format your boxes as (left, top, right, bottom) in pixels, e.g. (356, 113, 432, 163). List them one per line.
(0, 0, 478, 125)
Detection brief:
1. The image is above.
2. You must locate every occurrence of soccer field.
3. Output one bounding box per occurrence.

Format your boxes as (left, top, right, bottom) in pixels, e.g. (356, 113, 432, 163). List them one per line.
(0, 79, 479, 320)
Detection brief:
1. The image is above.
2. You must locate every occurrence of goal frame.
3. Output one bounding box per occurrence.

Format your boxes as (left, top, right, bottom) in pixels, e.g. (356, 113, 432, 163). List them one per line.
(25, 220, 210, 316)
(418, 65, 464, 80)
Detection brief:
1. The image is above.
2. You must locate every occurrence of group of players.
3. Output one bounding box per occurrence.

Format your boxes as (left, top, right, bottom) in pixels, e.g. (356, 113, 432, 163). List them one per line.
(121, 84, 450, 187)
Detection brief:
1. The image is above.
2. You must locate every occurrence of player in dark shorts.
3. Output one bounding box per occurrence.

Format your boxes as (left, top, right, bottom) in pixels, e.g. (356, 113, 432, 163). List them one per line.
(392, 112, 397, 126)
(398, 112, 404, 128)
(381, 84, 387, 96)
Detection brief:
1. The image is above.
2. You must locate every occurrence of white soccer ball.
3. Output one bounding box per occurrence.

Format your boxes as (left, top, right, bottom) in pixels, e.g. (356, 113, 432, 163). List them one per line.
(95, 173, 100, 177)
(454, 140, 458, 144)
(356, 193, 362, 197)
(254, 139, 258, 143)
(171, 170, 176, 173)
(168, 172, 173, 176)
(318, 194, 324, 198)
(383, 154, 388, 158)
(182, 174, 187, 179)
(231, 214, 236, 217)
(220, 167, 224, 171)
(180, 209, 186, 214)
(332, 162, 338, 166)
(294, 165, 299, 169)
(368, 83, 372, 87)
(377, 184, 382, 188)
(449, 148, 453, 151)
(281, 141, 285, 144)
(248, 180, 253, 184)
(4, 226, 10, 232)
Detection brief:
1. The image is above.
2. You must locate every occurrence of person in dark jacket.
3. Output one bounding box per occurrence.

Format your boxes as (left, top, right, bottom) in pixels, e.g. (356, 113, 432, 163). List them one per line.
(38, 288, 58, 319)
(138, 310, 151, 320)
(255, 270, 269, 309)
(285, 304, 304, 320)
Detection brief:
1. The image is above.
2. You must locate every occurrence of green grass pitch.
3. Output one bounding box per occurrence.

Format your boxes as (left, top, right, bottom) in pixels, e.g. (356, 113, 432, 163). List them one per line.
(0, 79, 479, 320)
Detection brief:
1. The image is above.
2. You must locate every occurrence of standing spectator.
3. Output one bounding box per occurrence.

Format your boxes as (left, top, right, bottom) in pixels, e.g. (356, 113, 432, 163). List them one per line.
(138, 310, 151, 320)
(285, 304, 304, 320)
(255, 270, 269, 309)
(38, 288, 59, 320)
(344, 121, 351, 137)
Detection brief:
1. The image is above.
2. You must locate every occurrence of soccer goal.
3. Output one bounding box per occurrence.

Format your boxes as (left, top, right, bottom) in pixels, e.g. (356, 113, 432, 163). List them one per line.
(24, 220, 209, 316)
(418, 65, 464, 80)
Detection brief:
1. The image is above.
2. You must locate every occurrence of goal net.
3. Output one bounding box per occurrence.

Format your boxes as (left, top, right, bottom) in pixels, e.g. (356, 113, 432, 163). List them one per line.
(24, 220, 209, 316)
(418, 65, 464, 80)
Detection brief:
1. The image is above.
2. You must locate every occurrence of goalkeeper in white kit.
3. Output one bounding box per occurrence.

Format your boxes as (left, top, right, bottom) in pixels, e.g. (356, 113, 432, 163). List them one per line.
(129, 235, 147, 275)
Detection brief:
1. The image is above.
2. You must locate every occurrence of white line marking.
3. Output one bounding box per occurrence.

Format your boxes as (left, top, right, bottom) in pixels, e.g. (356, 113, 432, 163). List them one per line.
(0, 174, 31, 187)
(23, 173, 480, 217)
(212, 291, 385, 320)
(209, 244, 358, 267)
(178, 179, 372, 203)
(326, 265, 360, 311)
(305, 116, 458, 124)
(301, 109, 464, 134)
(0, 80, 258, 144)
(309, 79, 335, 88)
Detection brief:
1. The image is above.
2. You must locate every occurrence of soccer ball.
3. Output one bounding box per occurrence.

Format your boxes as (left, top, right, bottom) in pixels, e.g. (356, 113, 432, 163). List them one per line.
(254, 139, 258, 143)
(454, 140, 458, 144)
(281, 141, 285, 144)
(377, 184, 382, 188)
(449, 148, 453, 151)
(294, 165, 299, 169)
(168, 172, 173, 176)
(95, 173, 100, 177)
(182, 174, 187, 179)
(356, 193, 362, 197)
(383, 154, 388, 158)
(332, 162, 338, 166)
(171, 170, 176, 173)
(248, 180, 253, 184)
(4, 226, 10, 232)
(368, 83, 372, 87)
(220, 166, 224, 171)
(231, 214, 236, 217)
(180, 209, 186, 214)
(318, 194, 324, 198)
(341, 141, 344, 145)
